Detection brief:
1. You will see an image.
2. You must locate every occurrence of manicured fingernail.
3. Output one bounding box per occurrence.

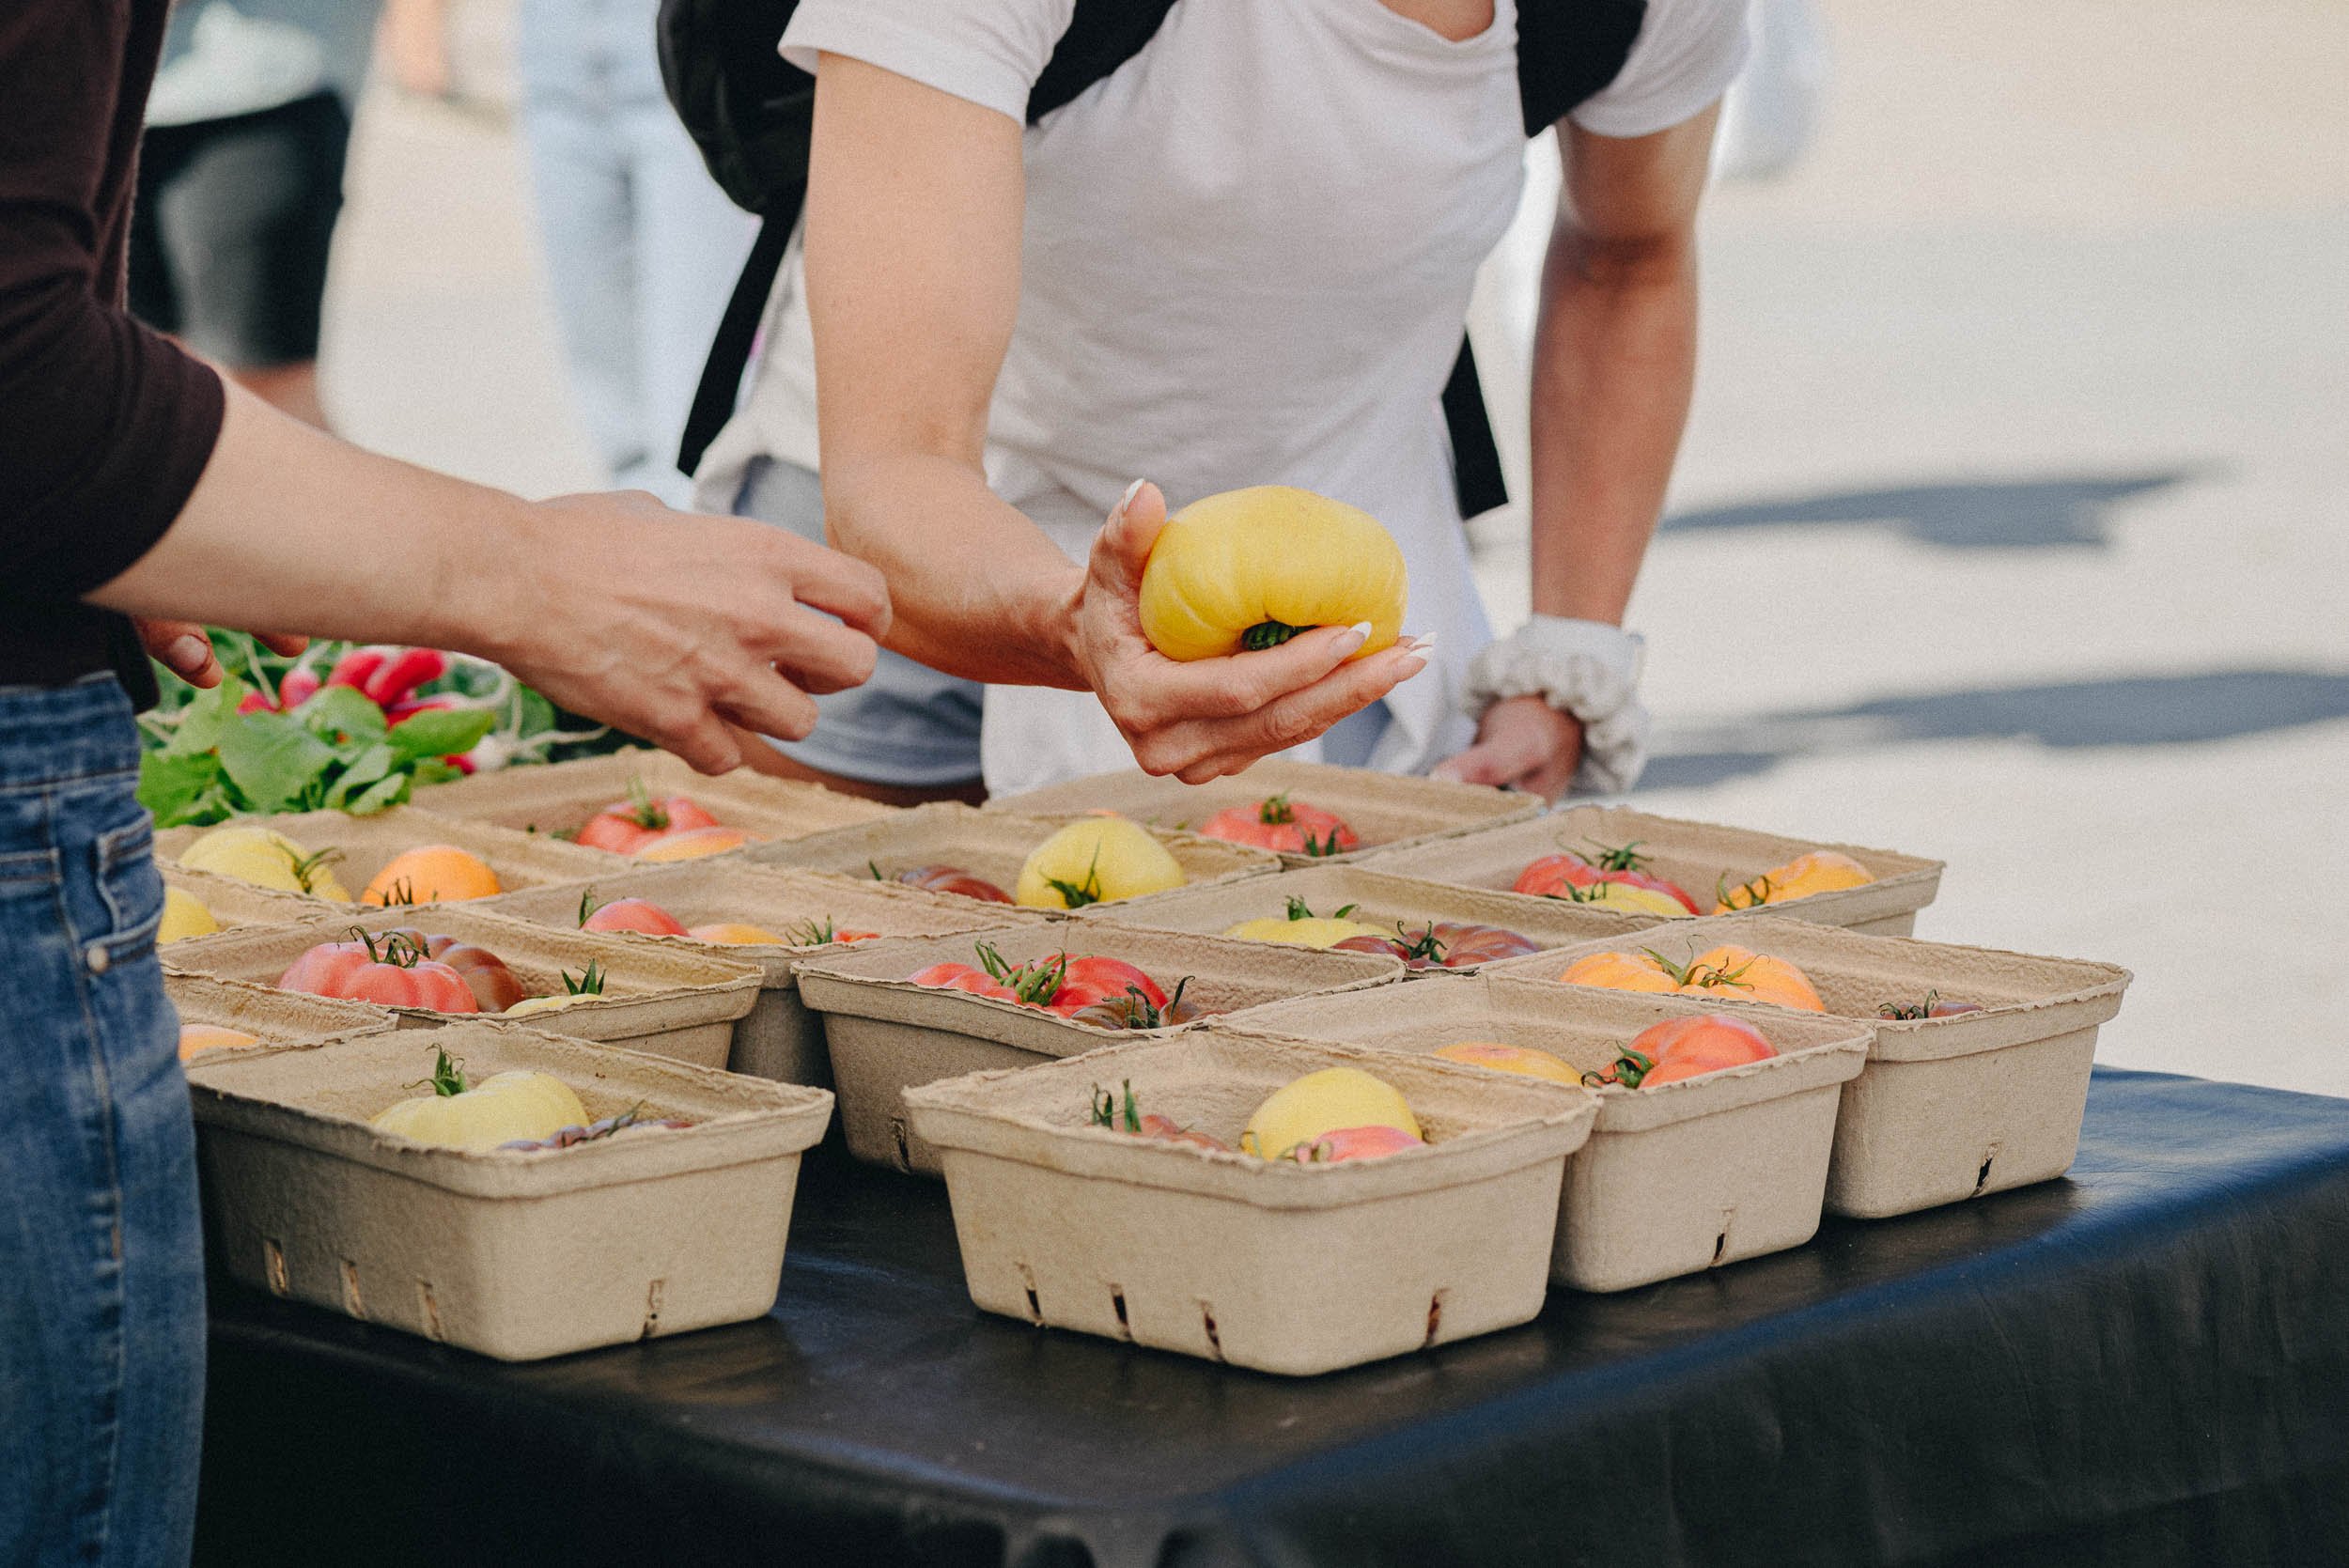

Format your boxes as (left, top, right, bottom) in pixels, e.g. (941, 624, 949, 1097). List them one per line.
(1115, 478, 1146, 518)
(166, 635, 210, 672)
(1341, 621, 1374, 650)
(1408, 633, 1438, 658)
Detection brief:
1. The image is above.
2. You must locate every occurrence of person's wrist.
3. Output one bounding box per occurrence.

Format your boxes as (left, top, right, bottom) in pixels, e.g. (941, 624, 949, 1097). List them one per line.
(413, 487, 543, 660)
(1036, 564, 1093, 692)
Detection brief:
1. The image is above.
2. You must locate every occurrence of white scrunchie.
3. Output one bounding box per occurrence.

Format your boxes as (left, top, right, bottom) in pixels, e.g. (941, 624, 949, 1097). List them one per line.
(1461, 615, 1651, 795)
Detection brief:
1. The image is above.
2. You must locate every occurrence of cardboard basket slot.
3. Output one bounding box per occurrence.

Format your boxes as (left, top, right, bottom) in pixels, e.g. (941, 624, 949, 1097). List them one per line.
(1219, 973, 1872, 1290)
(474, 861, 1038, 1085)
(1492, 915, 2131, 1219)
(1361, 805, 1945, 937)
(796, 922, 1403, 1174)
(186, 1021, 832, 1360)
(155, 804, 618, 909)
(161, 864, 324, 935)
(411, 747, 896, 846)
(749, 801, 1280, 909)
(906, 1032, 1594, 1374)
(166, 971, 399, 1045)
(986, 758, 1540, 867)
(162, 905, 760, 1069)
(1085, 862, 1658, 967)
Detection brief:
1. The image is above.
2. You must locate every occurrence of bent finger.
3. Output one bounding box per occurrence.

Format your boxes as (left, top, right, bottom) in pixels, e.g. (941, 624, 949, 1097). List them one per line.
(715, 667, 824, 745)
(771, 536, 893, 639)
(754, 603, 879, 695)
(1113, 619, 1377, 731)
(1151, 641, 1426, 775)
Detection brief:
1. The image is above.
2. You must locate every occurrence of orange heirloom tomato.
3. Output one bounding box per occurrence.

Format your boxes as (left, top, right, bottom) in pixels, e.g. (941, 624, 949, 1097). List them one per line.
(1558, 945, 1827, 1014)
(1136, 487, 1407, 661)
(1557, 950, 1683, 995)
(1714, 850, 1874, 913)
(636, 825, 756, 861)
(1626, 1014, 1778, 1086)
(364, 845, 501, 906)
(178, 1024, 260, 1061)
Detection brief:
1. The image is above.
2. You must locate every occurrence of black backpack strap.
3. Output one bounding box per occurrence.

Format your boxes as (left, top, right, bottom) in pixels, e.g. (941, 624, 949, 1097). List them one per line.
(677, 210, 796, 482)
(1445, 337, 1509, 522)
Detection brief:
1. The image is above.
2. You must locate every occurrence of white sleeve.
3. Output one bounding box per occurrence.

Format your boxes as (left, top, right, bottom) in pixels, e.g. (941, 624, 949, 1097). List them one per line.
(780, 0, 1078, 125)
(1568, 0, 1751, 139)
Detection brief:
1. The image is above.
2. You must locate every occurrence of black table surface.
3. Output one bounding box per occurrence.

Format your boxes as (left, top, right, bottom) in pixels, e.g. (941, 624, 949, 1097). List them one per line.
(195, 1067, 2349, 1568)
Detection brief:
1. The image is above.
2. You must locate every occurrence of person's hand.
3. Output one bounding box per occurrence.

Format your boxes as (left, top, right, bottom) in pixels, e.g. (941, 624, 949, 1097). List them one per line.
(1067, 481, 1429, 784)
(476, 491, 889, 775)
(1432, 694, 1584, 800)
(136, 620, 308, 690)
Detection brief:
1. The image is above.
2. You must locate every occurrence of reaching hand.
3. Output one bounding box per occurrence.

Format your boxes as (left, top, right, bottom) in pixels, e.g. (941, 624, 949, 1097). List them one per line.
(1432, 694, 1584, 800)
(1068, 481, 1429, 784)
(136, 620, 307, 691)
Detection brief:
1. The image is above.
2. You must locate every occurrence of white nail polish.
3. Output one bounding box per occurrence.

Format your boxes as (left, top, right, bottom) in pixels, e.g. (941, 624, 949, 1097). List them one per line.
(1408, 633, 1438, 657)
(1345, 621, 1374, 644)
(1115, 478, 1146, 516)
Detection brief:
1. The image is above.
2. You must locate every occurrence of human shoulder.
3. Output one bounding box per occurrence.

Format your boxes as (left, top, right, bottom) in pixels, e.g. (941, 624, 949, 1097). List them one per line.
(782, 0, 1080, 124)
(1566, 0, 1750, 139)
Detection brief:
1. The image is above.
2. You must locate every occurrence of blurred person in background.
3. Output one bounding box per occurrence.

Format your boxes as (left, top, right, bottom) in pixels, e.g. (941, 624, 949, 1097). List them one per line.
(132, 0, 381, 427)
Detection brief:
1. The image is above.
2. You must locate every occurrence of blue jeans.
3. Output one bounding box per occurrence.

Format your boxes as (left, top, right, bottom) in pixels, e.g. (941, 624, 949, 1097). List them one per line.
(518, 0, 760, 505)
(0, 676, 202, 1566)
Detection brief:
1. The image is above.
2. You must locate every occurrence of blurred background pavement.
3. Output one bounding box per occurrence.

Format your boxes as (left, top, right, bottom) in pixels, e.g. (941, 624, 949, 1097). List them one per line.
(318, 0, 2349, 1094)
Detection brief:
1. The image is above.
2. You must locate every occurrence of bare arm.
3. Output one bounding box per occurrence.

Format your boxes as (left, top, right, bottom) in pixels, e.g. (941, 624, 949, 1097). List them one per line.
(803, 54, 1424, 782)
(1437, 106, 1718, 797)
(92, 381, 890, 773)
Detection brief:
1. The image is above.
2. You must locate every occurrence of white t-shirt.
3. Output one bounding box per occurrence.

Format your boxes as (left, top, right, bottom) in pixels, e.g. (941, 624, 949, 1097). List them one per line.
(696, 0, 1747, 796)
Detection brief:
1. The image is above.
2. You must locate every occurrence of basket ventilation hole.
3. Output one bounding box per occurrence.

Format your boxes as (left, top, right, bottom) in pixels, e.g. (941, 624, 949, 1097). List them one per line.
(891, 1117, 912, 1173)
(1712, 1207, 1735, 1266)
(1017, 1263, 1043, 1326)
(339, 1260, 366, 1319)
(417, 1282, 444, 1342)
(1110, 1285, 1130, 1340)
(642, 1278, 666, 1338)
(263, 1239, 289, 1296)
(1972, 1144, 2001, 1198)
(1200, 1304, 1224, 1362)
(1423, 1291, 1448, 1348)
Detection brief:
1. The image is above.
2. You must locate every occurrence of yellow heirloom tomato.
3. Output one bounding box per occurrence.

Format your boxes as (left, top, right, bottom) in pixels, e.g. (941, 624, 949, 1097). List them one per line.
(368, 1048, 587, 1150)
(1137, 487, 1408, 660)
(1016, 816, 1185, 908)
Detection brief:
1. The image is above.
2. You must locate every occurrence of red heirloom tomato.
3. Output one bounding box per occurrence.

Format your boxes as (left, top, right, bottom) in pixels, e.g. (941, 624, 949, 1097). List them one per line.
(576, 782, 721, 854)
(1050, 955, 1168, 1014)
(276, 929, 481, 1012)
(1330, 920, 1538, 970)
(1513, 842, 1700, 913)
(377, 926, 529, 1012)
(578, 890, 692, 937)
(1589, 1013, 1777, 1089)
(886, 863, 1014, 904)
(1197, 792, 1359, 858)
(905, 961, 1015, 1001)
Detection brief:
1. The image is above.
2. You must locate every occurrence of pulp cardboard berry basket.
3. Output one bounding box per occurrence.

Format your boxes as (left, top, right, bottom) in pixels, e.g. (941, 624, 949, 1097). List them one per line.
(476, 861, 1045, 1087)
(154, 805, 616, 908)
(1361, 804, 1944, 936)
(410, 746, 895, 847)
(162, 863, 323, 935)
(166, 971, 398, 1045)
(1081, 862, 1658, 970)
(163, 906, 761, 1069)
(986, 758, 1541, 867)
(1220, 974, 1871, 1291)
(749, 801, 1279, 909)
(1492, 915, 2132, 1219)
(904, 1032, 1595, 1375)
(794, 923, 1402, 1174)
(185, 1021, 833, 1360)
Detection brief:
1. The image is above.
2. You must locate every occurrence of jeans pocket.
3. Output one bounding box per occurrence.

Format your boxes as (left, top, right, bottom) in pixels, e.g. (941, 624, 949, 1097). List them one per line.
(92, 816, 165, 965)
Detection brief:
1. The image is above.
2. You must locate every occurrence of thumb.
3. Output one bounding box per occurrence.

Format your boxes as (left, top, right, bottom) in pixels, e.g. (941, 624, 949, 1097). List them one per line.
(1090, 479, 1169, 597)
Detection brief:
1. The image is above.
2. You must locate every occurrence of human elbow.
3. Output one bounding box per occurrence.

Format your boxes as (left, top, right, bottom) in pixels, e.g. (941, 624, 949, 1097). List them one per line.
(1546, 225, 1695, 294)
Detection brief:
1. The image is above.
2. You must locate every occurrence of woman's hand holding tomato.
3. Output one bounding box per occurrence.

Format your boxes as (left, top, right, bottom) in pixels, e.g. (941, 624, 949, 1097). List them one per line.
(1067, 483, 1430, 785)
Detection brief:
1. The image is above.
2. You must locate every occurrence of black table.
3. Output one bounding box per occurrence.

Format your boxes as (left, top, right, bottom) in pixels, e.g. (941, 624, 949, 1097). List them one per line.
(195, 1068, 2349, 1567)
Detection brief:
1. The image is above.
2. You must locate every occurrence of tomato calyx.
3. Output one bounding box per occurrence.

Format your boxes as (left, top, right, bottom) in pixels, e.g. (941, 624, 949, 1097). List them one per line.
(1240, 620, 1306, 651)
(625, 777, 671, 831)
(1283, 894, 1359, 923)
(425, 1045, 471, 1098)
(377, 877, 420, 908)
(1716, 871, 1776, 911)
(577, 887, 606, 927)
(1258, 793, 1297, 826)
(353, 926, 432, 970)
(1544, 880, 1622, 906)
(973, 941, 1067, 1006)
(787, 916, 843, 946)
(560, 961, 607, 998)
(1582, 1044, 1658, 1090)
(1090, 1079, 1143, 1132)
(1391, 922, 1448, 966)
(1042, 845, 1107, 908)
(1879, 990, 1983, 1021)
(1299, 827, 1348, 858)
(1583, 839, 1653, 873)
(1637, 946, 1756, 995)
(284, 843, 347, 897)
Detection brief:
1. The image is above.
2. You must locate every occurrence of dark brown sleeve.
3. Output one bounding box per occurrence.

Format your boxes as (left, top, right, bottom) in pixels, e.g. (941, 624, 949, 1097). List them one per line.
(0, 1, 226, 601)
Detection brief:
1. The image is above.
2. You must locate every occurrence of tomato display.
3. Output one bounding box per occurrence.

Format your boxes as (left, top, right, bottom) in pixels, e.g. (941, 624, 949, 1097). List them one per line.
(1514, 842, 1699, 914)
(885, 863, 1014, 904)
(1714, 850, 1875, 914)
(1136, 486, 1408, 662)
(576, 782, 721, 854)
(276, 929, 481, 1012)
(1197, 793, 1360, 857)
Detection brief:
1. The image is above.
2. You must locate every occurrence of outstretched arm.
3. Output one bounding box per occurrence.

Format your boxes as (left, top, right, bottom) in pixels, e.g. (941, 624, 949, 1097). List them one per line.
(1437, 105, 1719, 798)
(802, 54, 1424, 782)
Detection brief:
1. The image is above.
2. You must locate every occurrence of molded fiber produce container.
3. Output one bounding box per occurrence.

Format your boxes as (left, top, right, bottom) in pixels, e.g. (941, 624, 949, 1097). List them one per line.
(1361, 804, 1944, 936)
(411, 746, 895, 846)
(1496, 915, 2132, 1219)
(1220, 974, 1870, 1291)
(1082, 862, 1657, 970)
(905, 1032, 1595, 1374)
(155, 804, 617, 908)
(475, 861, 1042, 1087)
(986, 758, 1541, 866)
(795, 923, 1402, 1174)
(186, 1021, 832, 1359)
(166, 971, 398, 1045)
(163, 906, 760, 1069)
(749, 800, 1279, 909)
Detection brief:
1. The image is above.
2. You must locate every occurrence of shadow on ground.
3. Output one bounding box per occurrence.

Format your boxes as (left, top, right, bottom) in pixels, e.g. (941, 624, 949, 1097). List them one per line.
(1660, 471, 2203, 550)
(1642, 668, 2349, 790)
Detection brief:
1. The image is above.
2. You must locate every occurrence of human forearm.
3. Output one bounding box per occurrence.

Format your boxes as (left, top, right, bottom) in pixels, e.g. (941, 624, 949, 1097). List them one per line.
(1525, 225, 1698, 626)
(819, 451, 1087, 690)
